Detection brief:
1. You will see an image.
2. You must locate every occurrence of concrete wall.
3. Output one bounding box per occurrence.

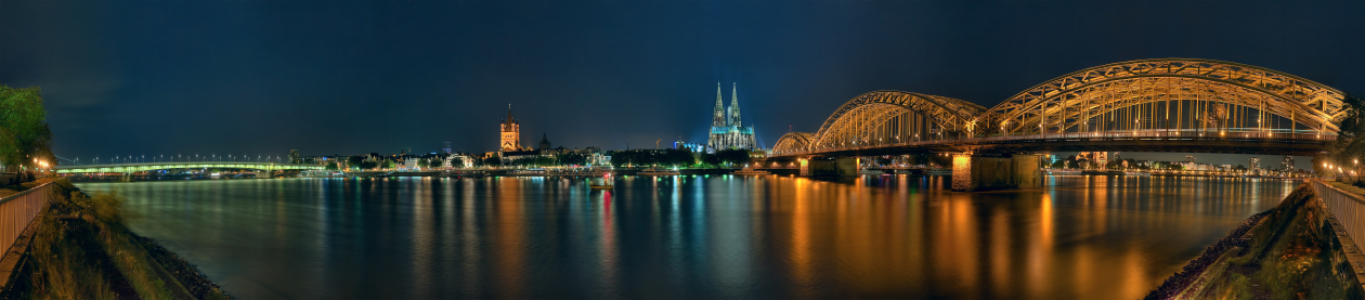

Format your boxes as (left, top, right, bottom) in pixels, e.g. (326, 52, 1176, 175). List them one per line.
(1012, 154, 1041, 189)
(802, 157, 858, 177)
(952, 154, 1040, 191)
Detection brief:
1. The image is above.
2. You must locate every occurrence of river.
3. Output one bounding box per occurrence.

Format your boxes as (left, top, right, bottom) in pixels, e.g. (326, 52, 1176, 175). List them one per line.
(76, 174, 1295, 299)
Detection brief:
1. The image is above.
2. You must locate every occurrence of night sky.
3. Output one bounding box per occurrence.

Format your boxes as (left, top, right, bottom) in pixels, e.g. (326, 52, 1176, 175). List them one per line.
(2, 1, 1362, 167)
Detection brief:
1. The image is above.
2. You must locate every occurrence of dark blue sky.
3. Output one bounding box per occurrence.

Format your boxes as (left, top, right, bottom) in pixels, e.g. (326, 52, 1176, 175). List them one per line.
(2, 1, 1362, 164)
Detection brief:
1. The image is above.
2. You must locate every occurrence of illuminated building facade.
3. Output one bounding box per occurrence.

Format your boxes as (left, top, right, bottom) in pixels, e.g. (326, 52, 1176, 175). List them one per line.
(707, 82, 757, 151)
(501, 105, 526, 152)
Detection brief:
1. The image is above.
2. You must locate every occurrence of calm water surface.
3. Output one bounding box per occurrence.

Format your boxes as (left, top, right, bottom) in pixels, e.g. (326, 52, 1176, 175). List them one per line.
(77, 175, 1297, 299)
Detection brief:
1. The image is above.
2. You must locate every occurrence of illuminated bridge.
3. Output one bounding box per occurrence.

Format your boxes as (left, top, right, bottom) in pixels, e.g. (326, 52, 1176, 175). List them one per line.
(770, 58, 1348, 190)
(56, 162, 323, 179)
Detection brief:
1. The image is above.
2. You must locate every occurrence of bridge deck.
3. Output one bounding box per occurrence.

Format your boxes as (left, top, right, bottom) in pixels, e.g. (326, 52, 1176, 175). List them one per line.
(55, 162, 324, 174)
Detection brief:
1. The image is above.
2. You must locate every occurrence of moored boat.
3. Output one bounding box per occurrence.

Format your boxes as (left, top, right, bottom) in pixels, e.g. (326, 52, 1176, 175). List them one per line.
(733, 168, 769, 176)
(637, 167, 681, 176)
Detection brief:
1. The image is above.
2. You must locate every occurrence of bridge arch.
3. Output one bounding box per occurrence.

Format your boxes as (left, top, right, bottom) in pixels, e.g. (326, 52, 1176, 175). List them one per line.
(772, 132, 817, 155)
(807, 91, 986, 151)
(977, 58, 1347, 137)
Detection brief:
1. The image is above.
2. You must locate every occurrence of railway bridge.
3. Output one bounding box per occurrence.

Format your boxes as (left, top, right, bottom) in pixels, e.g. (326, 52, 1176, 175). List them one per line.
(770, 58, 1348, 190)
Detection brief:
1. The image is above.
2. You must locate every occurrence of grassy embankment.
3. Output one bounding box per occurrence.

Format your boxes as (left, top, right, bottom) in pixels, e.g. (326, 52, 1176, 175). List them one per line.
(1146, 183, 1364, 299)
(1, 178, 231, 300)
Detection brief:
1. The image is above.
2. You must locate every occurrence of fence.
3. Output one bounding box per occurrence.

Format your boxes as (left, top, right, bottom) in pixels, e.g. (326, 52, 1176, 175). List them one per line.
(1313, 181, 1365, 247)
(0, 183, 52, 255)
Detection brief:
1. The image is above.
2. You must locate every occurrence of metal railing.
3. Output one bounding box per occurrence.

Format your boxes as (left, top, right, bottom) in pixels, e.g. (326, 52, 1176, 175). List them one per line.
(1313, 181, 1365, 247)
(0, 182, 52, 255)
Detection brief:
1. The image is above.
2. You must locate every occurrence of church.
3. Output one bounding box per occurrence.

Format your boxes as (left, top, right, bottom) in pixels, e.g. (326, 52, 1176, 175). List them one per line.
(707, 82, 757, 151)
(500, 105, 527, 152)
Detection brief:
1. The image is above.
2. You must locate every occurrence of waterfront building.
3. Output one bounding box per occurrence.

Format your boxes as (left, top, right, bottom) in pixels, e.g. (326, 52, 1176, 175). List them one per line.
(674, 140, 707, 153)
(538, 133, 552, 151)
(1250, 157, 1260, 170)
(707, 82, 758, 151)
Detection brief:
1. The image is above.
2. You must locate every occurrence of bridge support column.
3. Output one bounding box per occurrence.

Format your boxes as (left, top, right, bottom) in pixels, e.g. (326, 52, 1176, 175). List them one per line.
(951, 154, 1041, 191)
(799, 157, 858, 177)
(120, 173, 134, 183)
(256, 171, 272, 179)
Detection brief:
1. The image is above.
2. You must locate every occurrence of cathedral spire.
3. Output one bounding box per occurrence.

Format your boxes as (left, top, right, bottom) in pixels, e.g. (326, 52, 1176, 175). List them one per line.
(713, 82, 726, 127)
(729, 82, 741, 127)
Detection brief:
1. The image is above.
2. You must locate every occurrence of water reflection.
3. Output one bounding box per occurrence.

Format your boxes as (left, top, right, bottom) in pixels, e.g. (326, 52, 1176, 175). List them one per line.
(78, 174, 1292, 299)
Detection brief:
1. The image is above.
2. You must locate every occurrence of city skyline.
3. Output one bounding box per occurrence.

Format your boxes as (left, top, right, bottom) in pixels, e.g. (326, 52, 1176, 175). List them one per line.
(3, 1, 1362, 161)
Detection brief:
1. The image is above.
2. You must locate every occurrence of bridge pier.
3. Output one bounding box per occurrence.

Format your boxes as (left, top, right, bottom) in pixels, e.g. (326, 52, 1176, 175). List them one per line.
(120, 173, 134, 183)
(951, 154, 1041, 191)
(256, 171, 272, 179)
(799, 157, 858, 177)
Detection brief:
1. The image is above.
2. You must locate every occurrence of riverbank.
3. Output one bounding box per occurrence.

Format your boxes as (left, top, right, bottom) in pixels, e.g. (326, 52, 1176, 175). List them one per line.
(1145, 183, 1364, 299)
(0, 178, 231, 299)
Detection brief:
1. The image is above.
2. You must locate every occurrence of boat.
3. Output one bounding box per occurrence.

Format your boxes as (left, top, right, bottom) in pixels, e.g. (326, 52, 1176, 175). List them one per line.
(637, 167, 681, 176)
(733, 168, 769, 176)
(549, 168, 611, 177)
(926, 168, 953, 175)
(590, 172, 614, 189)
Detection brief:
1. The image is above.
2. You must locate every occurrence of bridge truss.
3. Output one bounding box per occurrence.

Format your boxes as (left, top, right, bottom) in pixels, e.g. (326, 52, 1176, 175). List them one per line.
(773, 58, 1347, 157)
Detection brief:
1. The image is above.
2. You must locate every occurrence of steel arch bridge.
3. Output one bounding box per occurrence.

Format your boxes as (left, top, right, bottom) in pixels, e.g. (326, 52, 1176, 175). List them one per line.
(54, 162, 323, 174)
(772, 58, 1348, 158)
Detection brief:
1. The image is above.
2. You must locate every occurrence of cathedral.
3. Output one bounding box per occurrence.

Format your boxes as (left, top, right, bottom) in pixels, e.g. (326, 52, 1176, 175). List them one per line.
(707, 82, 757, 151)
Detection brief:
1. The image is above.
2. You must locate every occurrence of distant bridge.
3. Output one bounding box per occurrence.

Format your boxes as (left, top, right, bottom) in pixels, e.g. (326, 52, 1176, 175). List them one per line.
(55, 162, 323, 174)
(773, 58, 1346, 158)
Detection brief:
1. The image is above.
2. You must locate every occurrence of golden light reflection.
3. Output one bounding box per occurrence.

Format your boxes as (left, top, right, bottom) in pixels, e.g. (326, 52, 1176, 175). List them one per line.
(788, 177, 814, 298)
(494, 178, 527, 298)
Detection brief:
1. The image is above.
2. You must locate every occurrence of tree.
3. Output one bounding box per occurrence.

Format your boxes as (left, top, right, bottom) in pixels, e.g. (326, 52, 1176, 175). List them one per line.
(715, 149, 751, 167)
(417, 159, 429, 169)
(360, 160, 378, 170)
(556, 153, 587, 166)
(484, 155, 501, 167)
(347, 156, 364, 170)
(383, 160, 396, 169)
(0, 85, 54, 176)
(1328, 94, 1365, 178)
(325, 162, 338, 170)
